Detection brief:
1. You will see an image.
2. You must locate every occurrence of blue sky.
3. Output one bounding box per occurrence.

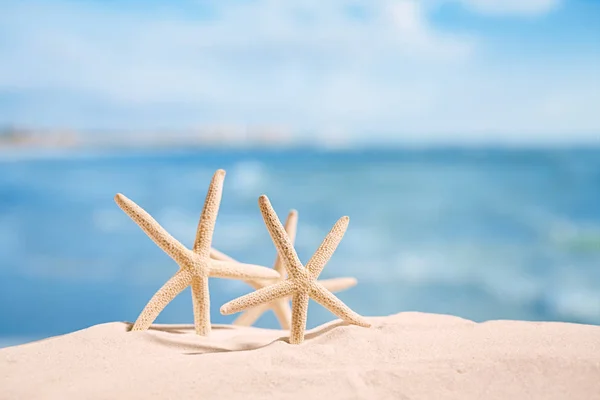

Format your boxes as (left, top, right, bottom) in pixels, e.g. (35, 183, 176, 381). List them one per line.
(0, 0, 599, 144)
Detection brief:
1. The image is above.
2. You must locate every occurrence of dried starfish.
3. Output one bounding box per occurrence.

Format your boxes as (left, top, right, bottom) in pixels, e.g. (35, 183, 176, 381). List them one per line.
(211, 210, 358, 329)
(115, 169, 280, 336)
(221, 195, 370, 344)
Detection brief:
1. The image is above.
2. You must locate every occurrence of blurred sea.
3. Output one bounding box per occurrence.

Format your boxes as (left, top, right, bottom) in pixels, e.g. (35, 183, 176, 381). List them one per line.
(1, 147, 600, 348)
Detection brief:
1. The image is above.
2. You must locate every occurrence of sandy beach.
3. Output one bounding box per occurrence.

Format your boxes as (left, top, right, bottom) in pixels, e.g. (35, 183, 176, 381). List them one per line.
(1, 312, 599, 399)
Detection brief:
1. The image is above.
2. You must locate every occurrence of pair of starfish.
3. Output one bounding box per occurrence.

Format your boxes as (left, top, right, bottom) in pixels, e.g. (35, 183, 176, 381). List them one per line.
(115, 169, 370, 344)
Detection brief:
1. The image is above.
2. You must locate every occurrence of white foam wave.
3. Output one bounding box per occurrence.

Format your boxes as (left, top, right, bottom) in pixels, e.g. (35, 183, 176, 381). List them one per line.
(227, 161, 267, 198)
(552, 288, 600, 320)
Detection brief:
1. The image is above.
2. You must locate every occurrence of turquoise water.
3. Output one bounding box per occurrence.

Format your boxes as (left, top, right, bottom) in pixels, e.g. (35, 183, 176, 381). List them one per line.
(1, 147, 599, 347)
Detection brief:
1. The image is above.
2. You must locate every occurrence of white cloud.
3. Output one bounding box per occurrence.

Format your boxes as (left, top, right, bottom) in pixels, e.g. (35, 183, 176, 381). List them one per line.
(0, 1, 470, 102)
(0, 0, 597, 143)
(0, 1, 471, 115)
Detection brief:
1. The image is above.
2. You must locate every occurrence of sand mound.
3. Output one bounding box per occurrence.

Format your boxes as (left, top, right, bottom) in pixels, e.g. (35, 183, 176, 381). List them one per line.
(1, 312, 599, 399)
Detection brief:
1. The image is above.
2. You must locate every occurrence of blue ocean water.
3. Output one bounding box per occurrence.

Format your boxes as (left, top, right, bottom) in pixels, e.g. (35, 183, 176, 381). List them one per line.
(1, 147, 599, 348)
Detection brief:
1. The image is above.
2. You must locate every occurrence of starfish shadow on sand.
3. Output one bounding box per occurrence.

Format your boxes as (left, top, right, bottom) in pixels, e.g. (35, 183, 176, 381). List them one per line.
(126, 319, 357, 355)
(123, 323, 240, 334)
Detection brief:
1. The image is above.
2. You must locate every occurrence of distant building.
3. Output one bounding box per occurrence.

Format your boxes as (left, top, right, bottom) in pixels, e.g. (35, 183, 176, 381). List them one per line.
(0, 126, 33, 145)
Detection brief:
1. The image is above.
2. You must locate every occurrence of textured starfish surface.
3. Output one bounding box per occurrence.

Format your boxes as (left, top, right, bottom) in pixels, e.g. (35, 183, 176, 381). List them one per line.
(221, 195, 370, 344)
(115, 170, 280, 336)
(211, 210, 358, 330)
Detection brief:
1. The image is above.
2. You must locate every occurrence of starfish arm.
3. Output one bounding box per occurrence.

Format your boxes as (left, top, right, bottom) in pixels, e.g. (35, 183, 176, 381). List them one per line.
(258, 195, 304, 279)
(191, 275, 211, 336)
(285, 209, 299, 244)
(193, 169, 226, 258)
(309, 282, 371, 328)
(233, 304, 269, 326)
(273, 209, 298, 276)
(210, 248, 236, 262)
(289, 292, 309, 344)
(220, 280, 295, 315)
(131, 269, 193, 331)
(306, 216, 349, 279)
(209, 260, 280, 280)
(319, 277, 358, 293)
(272, 298, 292, 330)
(115, 194, 192, 266)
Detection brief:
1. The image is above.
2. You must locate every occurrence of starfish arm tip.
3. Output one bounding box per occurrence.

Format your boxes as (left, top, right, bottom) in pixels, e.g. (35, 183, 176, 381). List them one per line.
(220, 304, 233, 315)
(258, 194, 269, 205)
(237, 263, 281, 279)
(264, 270, 282, 279)
(348, 313, 371, 328)
(359, 319, 372, 328)
(209, 260, 281, 280)
(215, 169, 226, 177)
(114, 193, 126, 204)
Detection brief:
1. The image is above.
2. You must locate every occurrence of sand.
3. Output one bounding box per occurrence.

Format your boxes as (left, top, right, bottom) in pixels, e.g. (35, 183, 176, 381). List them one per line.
(1, 312, 599, 400)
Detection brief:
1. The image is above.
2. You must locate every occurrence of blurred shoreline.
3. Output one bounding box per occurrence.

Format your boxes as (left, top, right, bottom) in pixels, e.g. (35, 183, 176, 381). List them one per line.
(2, 126, 600, 155)
(0, 125, 305, 151)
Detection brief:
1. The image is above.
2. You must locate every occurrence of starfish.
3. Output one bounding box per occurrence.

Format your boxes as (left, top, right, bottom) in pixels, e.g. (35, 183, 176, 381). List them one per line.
(115, 169, 280, 336)
(220, 195, 370, 344)
(211, 209, 358, 329)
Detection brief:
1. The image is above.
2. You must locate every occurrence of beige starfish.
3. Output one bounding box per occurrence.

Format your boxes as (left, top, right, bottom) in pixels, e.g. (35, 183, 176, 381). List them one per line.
(211, 209, 358, 329)
(115, 169, 280, 336)
(221, 195, 370, 344)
